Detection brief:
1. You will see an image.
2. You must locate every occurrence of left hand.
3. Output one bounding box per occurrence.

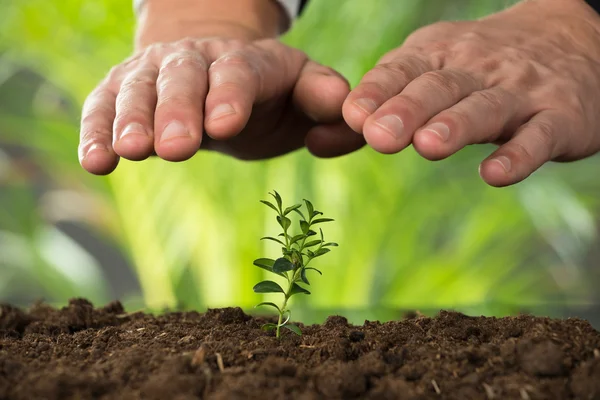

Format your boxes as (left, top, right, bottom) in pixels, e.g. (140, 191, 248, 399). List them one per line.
(342, 0, 600, 187)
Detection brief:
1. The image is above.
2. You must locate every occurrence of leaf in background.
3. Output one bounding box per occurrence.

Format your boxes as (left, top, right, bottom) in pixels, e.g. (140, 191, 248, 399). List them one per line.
(270, 191, 283, 210)
(283, 324, 302, 335)
(253, 280, 285, 294)
(255, 302, 281, 313)
(290, 283, 311, 296)
(277, 215, 291, 231)
(312, 218, 334, 225)
(260, 236, 286, 246)
(303, 199, 314, 218)
(273, 257, 294, 273)
(260, 200, 278, 213)
(284, 204, 302, 216)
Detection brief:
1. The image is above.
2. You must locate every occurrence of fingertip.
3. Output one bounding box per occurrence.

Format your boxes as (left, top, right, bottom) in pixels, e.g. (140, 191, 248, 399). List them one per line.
(204, 103, 247, 140)
(362, 115, 407, 154)
(154, 137, 201, 162)
(80, 144, 119, 175)
(479, 156, 520, 187)
(113, 133, 154, 161)
(412, 129, 449, 161)
(154, 120, 202, 161)
(342, 98, 374, 134)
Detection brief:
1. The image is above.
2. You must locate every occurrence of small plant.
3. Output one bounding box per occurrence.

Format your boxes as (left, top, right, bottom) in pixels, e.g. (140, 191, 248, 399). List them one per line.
(253, 191, 338, 338)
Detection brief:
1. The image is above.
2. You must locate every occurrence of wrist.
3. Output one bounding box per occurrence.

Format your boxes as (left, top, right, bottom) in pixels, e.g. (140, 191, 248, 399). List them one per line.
(134, 0, 284, 50)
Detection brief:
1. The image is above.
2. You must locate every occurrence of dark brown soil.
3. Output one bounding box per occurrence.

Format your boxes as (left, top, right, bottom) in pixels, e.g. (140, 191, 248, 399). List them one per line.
(1, 299, 599, 400)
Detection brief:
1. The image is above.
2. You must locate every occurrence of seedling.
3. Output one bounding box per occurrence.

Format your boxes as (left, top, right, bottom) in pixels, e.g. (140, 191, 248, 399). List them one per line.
(253, 191, 338, 338)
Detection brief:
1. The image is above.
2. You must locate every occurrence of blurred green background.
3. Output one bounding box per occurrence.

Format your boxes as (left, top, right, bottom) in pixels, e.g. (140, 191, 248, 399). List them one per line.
(1, 0, 599, 326)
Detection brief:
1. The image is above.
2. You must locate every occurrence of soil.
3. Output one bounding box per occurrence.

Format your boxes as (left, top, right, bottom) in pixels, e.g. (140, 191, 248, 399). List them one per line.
(1, 299, 599, 400)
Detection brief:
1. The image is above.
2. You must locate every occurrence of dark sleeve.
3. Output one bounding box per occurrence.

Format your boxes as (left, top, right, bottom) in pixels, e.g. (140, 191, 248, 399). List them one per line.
(586, 0, 600, 14)
(298, 0, 309, 16)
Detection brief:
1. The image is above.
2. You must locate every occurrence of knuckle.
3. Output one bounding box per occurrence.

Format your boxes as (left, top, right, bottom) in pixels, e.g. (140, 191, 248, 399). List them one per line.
(120, 73, 156, 93)
(212, 51, 252, 67)
(419, 71, 462, 99)
(471, 90, 504, 112)
(80, 108, 112, 126)
(509, 141, 536, 165)
(394, 94, 424, 114)
(532, 120, 558, 157)
(444, 109, 471, 130)
(82, 89, 115, 115)
(79, 128, 112, 142)
(175, 37, 197, 50)
(160, 51, 207, 72)
(156, 94, 194, 110)
(104, 65, 123, 83)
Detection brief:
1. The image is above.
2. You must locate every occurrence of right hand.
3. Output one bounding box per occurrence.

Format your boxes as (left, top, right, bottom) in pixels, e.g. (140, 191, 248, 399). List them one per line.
(79, 37, 365, 175)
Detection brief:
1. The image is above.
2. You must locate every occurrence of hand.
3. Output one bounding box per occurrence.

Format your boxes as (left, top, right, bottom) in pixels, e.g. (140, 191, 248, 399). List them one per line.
(343, 0, 600, 187)
(79, 37, 364, 175)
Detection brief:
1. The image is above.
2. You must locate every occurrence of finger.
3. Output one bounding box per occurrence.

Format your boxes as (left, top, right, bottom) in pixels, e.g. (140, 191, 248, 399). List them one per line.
(203, 52, 258, 140)
(153, 51, 208, 161)
(479, 111, 568, 187)
(305, 122, 366, 158)
(293, 61, 350, 123)
(112, 65, 158, 161)
(412, 87, 524, 160)
(342, 56, 433, 133)
(79, 86, 120, 175)
(204, 43, 307, 140)
(362, 69, 482, 154)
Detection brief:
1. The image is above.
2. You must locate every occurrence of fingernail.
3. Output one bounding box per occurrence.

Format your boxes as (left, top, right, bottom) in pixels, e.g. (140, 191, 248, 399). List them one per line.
(491, 156, 511, 172)
(161, 120, 189, 141)
(422, 122, 450, 142)
(208, 103, 235, 121)
(120, 122, 147, 139)
(353, 98, 378, 115)
(374, 115, 404, 139)
(85, 143, 109, 158)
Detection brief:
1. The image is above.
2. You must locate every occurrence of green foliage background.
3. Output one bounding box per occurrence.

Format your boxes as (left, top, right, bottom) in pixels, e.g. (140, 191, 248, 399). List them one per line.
(1, 0, 599, 322)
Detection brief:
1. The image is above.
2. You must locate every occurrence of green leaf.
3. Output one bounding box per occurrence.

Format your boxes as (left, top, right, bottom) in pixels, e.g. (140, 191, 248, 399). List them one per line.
(304, 240, 321, 248)
(283, 324, 302, 336)
(312, 211, 323, 218)
(273, 257, 294, 273)
(270, 191, 283, 210)
(289, 283, 311, 296)
(260, 200, 279, 213)
(255, 302, 281, 313)
(312, 218, 334, 224)
(306, 249, 314, 257)
(306, 267, 323, 275)
(293, 208, 306, 220)
(303, 199, 314, 218)
(307, 230, 317, 237)
(261, 236, 286, 246)
(261, 323, 277, 332)
(323, 242, 339, 247)
(253, 280, 285, 293)
(277, 215, 291, 231)
(284, 204, 302, 216)
(290, 234, 305, 245)
(300, 268, 310, 285)
(253, 258, 275, 271)
(313, 248, 331, 257)
(300, 220, 310, 234)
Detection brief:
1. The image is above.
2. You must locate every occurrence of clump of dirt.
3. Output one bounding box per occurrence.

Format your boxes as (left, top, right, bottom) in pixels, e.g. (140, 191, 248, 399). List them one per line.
(1, 298, 599, 399)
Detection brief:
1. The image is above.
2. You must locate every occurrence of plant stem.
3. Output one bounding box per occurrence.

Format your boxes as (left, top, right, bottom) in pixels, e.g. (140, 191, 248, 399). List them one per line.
(276, 291, 291, 339)
(276, 265, 303, 338)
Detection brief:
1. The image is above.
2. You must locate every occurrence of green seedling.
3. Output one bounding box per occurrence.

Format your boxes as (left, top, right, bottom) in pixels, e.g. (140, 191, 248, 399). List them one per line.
(253, 190, 338, 338)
